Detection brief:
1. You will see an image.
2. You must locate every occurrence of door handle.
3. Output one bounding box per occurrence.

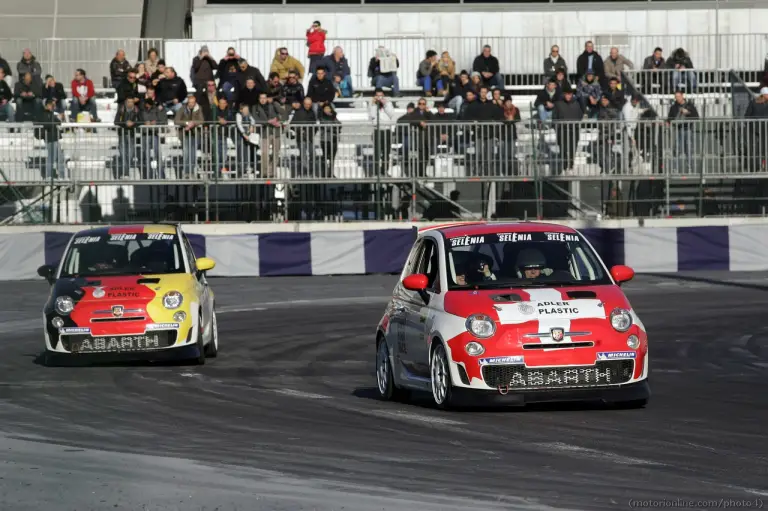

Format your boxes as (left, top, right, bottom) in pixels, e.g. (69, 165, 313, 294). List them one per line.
(393, 306, 406, 315)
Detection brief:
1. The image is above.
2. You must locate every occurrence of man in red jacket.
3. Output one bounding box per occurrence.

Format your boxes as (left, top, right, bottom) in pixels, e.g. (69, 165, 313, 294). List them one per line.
(306, 21, 327, 75)
(70, 68, 99, 122)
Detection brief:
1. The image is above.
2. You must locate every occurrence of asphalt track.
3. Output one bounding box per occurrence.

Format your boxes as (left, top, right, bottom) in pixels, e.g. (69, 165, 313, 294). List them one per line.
(1, 272, 768, 510)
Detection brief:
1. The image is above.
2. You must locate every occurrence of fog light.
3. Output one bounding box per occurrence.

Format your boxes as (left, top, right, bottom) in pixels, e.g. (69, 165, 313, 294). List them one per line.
(627, 334, 640, 349)
(465, 341, 485, 356)
(51, 317, 64, 329)
(173, 311, 187, 322)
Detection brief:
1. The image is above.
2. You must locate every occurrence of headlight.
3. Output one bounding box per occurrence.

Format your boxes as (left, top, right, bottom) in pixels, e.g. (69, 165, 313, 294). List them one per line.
(163, 291, 183, 309)
(465, 341, 485, 356)
(610, 308, 633, 332)
(55, 296, 74, 315)
(465, 314, 496, 338)
(173, 311, 187, 322)
(627, 334, 640, 349)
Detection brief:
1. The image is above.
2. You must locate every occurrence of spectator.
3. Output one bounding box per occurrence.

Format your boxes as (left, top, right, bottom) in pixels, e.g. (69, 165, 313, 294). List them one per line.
(114, 96, 140, 179)
(217, 48, 240, 84)
(42, 75, 66, 120)
(543, 45, 567, 82)
(318, 103, 340, 179)
(368, 46, 400, 96)
(138, 97, 165, 178)
(110, 49, 132, 89)
(554, 67, 570, 93)
(491, 88, 504, 109)
(157, 67, 187, 113)
(307, 66, 336, 114)
(417, 50, 441, 96)
(14, 72, 40, 122)
(141, 86, 161, 110)
(282, 71, 305, 104)
(576, 41, 605, 86)
(369, 88, 395, 176)
(321, 46, 352, 98)
(762, 57, 768, 88)
(144, 48, 161, 76)
(196, 80, 219, 121)
(590, 95, 622, 176)
(463, 86, 503, 176)
(235, 59, 267, 97)
(534, 78, 561, 123)
(667, 90, 699, 172)
(0, 53, 11, 84)
(397, 97, 432, 177)
(252, 92, 281, 178)
(666, 48, 696, 92)
(0, 68, 13, 122)
(237, 77, 261, 110)
(151, 60, 167, 85)
(234, 103, 257, 176)
(436, 51, 456, 97)
(577, 69, 602, 118)
(605, 77, 626, 110)
(218, 61, 239, 102)
(135, 63, 151, 91)
(472, 45, 503, 90)
(191, 45, 217, 93)
(116, 69, 139, 104)
(71, 69, 98, 122)
(622, 95, 649, 143)
(289, 97, 318, 176)
(306, 21, 327, 74)
(500, 98, 521, 175)
(37, 99, 66, 179)
(604, 47, 634, 83)
(447, 70, 472, 114)
(266, 72, 283, 101)
(17, 49, 42, 90)
(744, 87, 768, 172)
(271, 48, 305, 82)
(470, 72, 483, 95)
(552, 86, 584, 173)
(642, 47, 666, 93)
(174, 94, 204, 177)
(212, 96, 236, 174)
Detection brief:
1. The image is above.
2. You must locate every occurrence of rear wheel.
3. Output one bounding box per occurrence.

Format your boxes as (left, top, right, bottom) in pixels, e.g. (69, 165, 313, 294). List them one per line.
(430, 343, 455, 410)
(204, 310, 219, 358)
(192, 315, 206, 365)
(376, 338, 409, 402)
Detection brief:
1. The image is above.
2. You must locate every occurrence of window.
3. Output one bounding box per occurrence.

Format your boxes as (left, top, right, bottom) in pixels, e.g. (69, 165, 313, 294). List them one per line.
(417, 239, 439, 289)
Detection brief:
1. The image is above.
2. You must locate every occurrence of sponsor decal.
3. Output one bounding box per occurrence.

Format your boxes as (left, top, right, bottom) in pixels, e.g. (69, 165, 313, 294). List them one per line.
(538, 300, 579, 315)
(479, 356, 524, 366)
(550, 327, 565, 341)
(450, 235, 485, 247)
(92, 286, 106, 298)
(107, 291, 141, 299)
(72, 334, 162, 352)
(109, 233, 137, 241)
(145, 323, 180, 330)
(545, 232, 579, 242)
(60, 327, 91, 334)
(73, 236, 100, 244)
(497, 233, 532, 242)
(147, 233, 174, 240)
(506, 366, 613, 387)
(518, 303, 535, 315)
(596, 351, 637, 360)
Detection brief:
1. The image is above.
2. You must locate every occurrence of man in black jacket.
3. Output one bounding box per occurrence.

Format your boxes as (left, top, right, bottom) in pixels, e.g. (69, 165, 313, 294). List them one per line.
(552, 86, 584, 173)
(289, 97, 317, 177)
(37, 99, 66, 179)
(212, 96, 236, 174)
(116, 69, 140, 104)
(138, 97, 166, 179)
(282, 71, 304, 105)
(0, 68, 14, 122)
(156, 67, 187, 113)
(235, 59, 267, 98)
(307, 66, 336, 115)
(447, 70, 473, 114)
(576, 41, 605, 88)
(667, 90, 699, 173)
(472, 45, 503, 90)
(462, 85, 503, 177)
(114, 96, 141, 179)
(534, 79, 561, 123)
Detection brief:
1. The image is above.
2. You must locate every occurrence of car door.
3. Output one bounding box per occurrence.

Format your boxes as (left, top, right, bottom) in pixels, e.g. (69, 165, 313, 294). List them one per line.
(391, 238, 425, 377)
(181, 232, 211, 333)
(402, 237, 440, 378)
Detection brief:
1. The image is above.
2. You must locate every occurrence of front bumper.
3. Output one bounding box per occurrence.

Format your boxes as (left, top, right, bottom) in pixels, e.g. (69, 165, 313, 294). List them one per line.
(44, 342, 202, 364)
(450, 379, 650, 407)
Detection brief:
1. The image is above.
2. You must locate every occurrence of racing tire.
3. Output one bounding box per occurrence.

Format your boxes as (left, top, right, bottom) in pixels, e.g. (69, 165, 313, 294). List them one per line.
(430, 343, 455, 410)
(43, 351, 60, 367)
(192, 315, 206, 365)
(376, 338, 409, 402)
(204, 311, 219, 358)
(616, 398, 648, 409)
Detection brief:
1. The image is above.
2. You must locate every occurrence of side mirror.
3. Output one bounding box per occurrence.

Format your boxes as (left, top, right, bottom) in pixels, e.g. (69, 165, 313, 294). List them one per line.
(402, 273, 428, 291)
(195, 257, 216, 273)
(37, 264, 55, 284)
(610, 265, 635, 284)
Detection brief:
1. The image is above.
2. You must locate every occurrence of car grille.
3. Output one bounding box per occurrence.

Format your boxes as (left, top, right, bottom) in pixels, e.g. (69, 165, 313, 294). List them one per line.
(60, 331, 177, 353)
(482, 360, 634, 390)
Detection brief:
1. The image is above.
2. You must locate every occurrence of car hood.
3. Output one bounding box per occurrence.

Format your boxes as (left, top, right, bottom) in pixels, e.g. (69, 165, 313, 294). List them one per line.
(444, 285, 631, 324)
(52, 274, 195, 303)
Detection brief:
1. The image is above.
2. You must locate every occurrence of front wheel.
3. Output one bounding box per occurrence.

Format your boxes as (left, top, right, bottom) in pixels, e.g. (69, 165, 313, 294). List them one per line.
(430, 343, 455, 410)
(192, 316, 206, 365)
(204, 310, 219, 358)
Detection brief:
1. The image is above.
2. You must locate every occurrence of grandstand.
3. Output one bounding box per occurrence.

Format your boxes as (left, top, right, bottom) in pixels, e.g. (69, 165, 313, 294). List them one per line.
(1, 0, 768, 223)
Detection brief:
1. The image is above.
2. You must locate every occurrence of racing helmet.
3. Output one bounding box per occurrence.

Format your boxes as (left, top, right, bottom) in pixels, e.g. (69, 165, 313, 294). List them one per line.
(515, 248, 546, 275)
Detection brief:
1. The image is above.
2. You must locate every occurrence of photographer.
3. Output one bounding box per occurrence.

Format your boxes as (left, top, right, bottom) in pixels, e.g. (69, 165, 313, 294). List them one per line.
(368, 88, 395, 176)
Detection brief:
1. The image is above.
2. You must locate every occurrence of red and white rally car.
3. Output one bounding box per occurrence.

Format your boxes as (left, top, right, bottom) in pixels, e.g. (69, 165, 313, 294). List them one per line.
(375, 222, 650, 409)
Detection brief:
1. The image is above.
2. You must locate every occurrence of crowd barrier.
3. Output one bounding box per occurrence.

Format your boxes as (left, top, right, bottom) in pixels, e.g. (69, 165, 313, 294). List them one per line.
(2, 224, 768, 281)
(2, 117, 768, 185)
(0, 34, 765, 95)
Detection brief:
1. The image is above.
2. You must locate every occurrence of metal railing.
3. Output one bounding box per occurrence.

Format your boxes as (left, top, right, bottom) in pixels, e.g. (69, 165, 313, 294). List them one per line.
(0, 34, 766, 92)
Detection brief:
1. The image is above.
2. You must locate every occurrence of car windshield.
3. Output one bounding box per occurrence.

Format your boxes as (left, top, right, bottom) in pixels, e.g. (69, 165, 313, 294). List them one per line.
(59, 232, 186, 278)
(445, 230, 612, 289)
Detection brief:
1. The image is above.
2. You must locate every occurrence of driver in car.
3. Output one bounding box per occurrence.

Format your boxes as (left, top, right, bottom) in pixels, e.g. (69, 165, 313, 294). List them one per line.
(515, 248, 554, 279)
(456, 254, 497, 285)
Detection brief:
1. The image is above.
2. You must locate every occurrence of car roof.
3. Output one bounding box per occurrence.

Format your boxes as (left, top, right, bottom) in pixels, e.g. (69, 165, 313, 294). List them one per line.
(423, 222, 578, 239)
(73, 224, 178, 237)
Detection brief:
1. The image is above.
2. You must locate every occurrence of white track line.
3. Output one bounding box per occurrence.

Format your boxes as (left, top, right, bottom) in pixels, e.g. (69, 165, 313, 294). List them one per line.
(536, 441, 664, 466)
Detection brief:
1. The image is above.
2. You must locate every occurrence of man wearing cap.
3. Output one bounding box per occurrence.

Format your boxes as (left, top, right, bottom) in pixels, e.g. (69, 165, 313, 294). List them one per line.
(306, 21, 327, 75)
(191, 45, 217, 93)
